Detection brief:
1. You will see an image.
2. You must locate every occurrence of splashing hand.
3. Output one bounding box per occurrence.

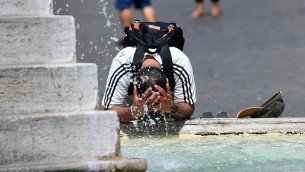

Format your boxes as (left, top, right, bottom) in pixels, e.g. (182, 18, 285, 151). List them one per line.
(131, 86, 159, 118)
(154, 79, 173, 113)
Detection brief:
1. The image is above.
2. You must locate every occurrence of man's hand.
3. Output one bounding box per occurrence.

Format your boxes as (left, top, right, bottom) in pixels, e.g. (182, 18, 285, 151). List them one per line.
(154, 79, 195, 120)
(154, 79, 173, 113)
(131, 85, 159, 118)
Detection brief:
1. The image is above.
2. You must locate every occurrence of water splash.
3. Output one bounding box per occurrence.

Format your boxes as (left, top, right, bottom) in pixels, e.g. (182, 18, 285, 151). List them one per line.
(56, 8, 62, 14)
(129, 104, 170, 136)
(97, 0, 112, 28)
(54, 0, 120, 72)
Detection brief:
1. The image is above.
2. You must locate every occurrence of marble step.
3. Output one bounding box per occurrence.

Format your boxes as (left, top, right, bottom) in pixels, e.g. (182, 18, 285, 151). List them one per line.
(0, 63, 98, 114)
(0, 159, 147, 172)
(0, 16, 76, 66)
(0, 111, 120, 167)
(0, 0, 53, 16)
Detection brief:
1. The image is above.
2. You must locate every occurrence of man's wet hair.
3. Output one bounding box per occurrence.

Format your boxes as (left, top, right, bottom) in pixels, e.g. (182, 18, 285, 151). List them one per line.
(135, 67, 167, 97)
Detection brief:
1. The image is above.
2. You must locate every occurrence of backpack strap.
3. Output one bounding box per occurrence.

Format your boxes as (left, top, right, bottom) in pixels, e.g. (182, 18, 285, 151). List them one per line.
(159, 44, 175, 92)
(127, 44, 146, 95)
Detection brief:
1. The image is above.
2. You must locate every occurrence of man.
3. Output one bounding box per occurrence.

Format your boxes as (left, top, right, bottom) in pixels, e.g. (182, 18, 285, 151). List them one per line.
(102, 46, 196, 123)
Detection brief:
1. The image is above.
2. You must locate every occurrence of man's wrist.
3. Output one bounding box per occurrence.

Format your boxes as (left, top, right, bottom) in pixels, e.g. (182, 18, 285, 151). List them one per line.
(171, 103, 179, 114)
(130, 105, 143, 119)
(130, 106, 135, 118)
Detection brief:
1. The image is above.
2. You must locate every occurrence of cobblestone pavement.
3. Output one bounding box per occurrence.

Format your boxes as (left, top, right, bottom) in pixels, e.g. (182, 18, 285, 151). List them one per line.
(54, 0, 305, 118)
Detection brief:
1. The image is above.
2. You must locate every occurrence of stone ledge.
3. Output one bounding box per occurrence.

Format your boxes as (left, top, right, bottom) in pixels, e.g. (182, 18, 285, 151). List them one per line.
(0, 111, 120, 166)
(0, 16, 76, 66)
(0, 63, 98, 114)
(120, 118, 305, 137)
(0, 0, 53, 16)
(180, 118, 305, 135)
(0, 158, 147, 172)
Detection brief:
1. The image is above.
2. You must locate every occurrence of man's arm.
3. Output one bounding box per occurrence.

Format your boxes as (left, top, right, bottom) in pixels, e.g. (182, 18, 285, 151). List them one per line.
(170, 102, 195, 120)
(108, 106, 135, 123)
(110, 100, 194, 122)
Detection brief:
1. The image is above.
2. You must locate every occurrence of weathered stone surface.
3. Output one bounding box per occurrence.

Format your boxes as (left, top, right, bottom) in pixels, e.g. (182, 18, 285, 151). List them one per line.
(0, 111, 120, 167)
(179, 118, 305, 135)
(0, 158, 147, 172)
(0, 16, 76, 66)
(120, 118, 305, 137)
(0, 63, 98, 114)
(0, 0, 53, 16)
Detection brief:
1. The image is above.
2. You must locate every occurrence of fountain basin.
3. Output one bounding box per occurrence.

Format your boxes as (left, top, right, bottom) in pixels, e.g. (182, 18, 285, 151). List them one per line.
(121, 118, 305, 171)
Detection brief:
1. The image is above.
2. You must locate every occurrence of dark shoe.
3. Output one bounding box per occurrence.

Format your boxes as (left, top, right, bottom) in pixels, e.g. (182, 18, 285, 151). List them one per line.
(251, 91, 285, 118)
(201, 112, 214, 118)
(215, 111, 228, 118)
(237, 91, 285, 118)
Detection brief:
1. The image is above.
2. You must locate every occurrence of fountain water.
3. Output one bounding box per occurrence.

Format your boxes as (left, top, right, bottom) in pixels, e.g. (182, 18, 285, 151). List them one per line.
(122, 134, 305, 172)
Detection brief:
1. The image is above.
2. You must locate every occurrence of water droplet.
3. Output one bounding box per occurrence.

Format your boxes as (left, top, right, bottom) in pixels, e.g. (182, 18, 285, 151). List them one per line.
(110, 37, 119, 42)
(56, 8, 62, 14)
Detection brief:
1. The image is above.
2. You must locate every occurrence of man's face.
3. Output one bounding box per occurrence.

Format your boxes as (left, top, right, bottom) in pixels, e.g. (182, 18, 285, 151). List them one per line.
(135, 66, 166, 97)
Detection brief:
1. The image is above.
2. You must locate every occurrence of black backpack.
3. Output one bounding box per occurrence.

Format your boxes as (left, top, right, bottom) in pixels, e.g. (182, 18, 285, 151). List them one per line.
(123, 20, 185, 95)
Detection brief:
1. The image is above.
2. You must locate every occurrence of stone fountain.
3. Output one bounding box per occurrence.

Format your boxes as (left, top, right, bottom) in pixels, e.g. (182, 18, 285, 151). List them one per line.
(0, 0, 146, 171)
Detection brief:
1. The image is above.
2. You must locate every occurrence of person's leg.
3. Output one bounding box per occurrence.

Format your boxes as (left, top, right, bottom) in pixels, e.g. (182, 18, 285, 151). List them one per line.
(119, 8, 133, 28)
(116, 0, 133, 28)
(135, 0, 156, 22)
(210, 0, 220, 17)
(142, 7, 156, 22)
(191, 0, 204, 18)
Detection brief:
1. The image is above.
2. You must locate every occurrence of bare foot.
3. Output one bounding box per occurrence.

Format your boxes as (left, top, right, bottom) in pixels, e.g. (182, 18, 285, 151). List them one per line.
(191, 5, 204, 18)
(211, 4, 220, 17)
(191, 10, 204, 18)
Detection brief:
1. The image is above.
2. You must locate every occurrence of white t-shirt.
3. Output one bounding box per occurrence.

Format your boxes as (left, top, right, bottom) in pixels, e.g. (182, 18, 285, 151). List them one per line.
(102, 46, 197, 109)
